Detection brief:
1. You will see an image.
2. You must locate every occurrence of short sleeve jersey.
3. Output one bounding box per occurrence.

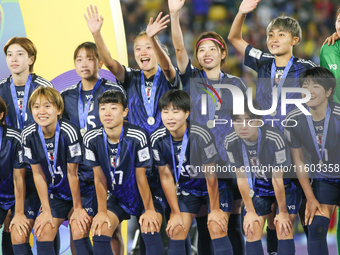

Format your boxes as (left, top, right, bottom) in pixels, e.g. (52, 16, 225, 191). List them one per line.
(224, 124, 292, 196)
(151, 121, 224, 197)
(320, 41, 340, 104)
(0, 74, 53, 129)
(22, 119, 82, 200)
(118, 66, 180, 135)
(244, 45, 317, 132)
(179, 59, 247, 162)
(83, 122, 152, 216)
(0, 126, 27, 210)
(61, 78, 125, 182)
(284, 102, 340, 183)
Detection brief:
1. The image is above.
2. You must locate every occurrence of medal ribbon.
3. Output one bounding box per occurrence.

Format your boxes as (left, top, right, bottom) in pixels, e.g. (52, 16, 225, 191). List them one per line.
(103, 125, 124, 190)
(141, 67, 161, 118)
(306, 104, 331, 164)
(242, 128, 262, 192)
(38, 121, 60, 183)
(203, 71, 223, 120)
(10, 74, 32, 129)
(170, 129, 188, 186)
(78, 78, 102, 129)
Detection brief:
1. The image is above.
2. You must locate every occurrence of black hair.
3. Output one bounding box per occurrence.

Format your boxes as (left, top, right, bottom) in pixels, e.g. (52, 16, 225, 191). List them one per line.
(158, 90, 192, 112)
(231, 99, 262, 120)
(0, 97, 7, 127)
(299, 67, 336, 102)
(98, 90, 128, 109)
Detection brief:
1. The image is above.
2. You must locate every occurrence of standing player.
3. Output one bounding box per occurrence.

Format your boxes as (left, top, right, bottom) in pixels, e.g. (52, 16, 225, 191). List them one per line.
(85, 5, 179, 136)
(285, 67, 340, 255)
(228, 0, 317, 132)
(83, 90, 163, 255)
(61, 41, 126, 255)
(151, 90, 234, 255)
(0, 97, 40, 255)
(225, 99, 301, 255)
(22, 86, 92, 255)
(168, 1, 246, 254)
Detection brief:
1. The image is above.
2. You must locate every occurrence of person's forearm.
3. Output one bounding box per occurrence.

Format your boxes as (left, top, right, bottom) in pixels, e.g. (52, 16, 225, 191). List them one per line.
(160, 174, 180, 214)
(136, 167, 155, 211)
(13, 168, 26, 214)
(237, 177, 255, 213)
(228, 12, 247, 43)
(31, 164, 51, 212)
(67, 163, 82, 209)
(93, 166, 108, 213)
(205, 163, 219, 210)
(272, 177, 287, 213)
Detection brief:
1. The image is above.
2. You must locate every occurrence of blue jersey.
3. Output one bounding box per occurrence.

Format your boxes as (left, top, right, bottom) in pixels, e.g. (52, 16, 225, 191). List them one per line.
(244, 45, 317, 132)
(224, 124, 292, 196)
(22, 119, 83, 200)
(179, 60, 247, 163)
(118, 66, 179, 135)
(284, 102, 340, 183)
(0, 126, 27, 210)
(83, 122, 152, 216)
(151, 121, 224, 197)
(0, 74, 53, 129)
(61, 78, 125, 182)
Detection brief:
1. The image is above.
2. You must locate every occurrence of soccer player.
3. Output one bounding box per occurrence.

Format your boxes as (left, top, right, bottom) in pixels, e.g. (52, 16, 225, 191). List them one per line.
(228, 0, 317, 133)
(225, 99, 301, 255)
(285, 67, 340, 255)
(61, 41, 126, 255)
(0, 97, 40, 255)
(151, 90, 234, 255)
(22, 86, 92, 255)
(168, 1, 246, 253)
(1, 37, 53, 129)
(83, 90, 163, 255)
(85, 5, 179, 136)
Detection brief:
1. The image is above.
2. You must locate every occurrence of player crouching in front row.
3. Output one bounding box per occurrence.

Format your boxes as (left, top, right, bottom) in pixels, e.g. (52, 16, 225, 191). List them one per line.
(224, 99, 302, 255)
(151, 90, 234, 255)
(83, 90, 164, 255)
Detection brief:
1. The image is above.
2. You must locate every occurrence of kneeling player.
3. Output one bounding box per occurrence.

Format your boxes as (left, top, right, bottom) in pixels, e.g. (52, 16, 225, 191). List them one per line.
(151, 90, 233, 255)
(285, 67, 340, 255)
(22, 87, 91, 255)
(225, 100, 302, 255)
(83, 90, 163, 255)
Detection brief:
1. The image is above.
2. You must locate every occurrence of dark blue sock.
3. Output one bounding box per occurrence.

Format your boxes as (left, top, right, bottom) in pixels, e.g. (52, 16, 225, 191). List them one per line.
(212, 236, 233, 255)
(196, 215, 213, 255)
(36, 241, 56, 255)
(74, 237, 93, 255)
(168, 239, 186, 255)
(12, 243, 33, 255)
(307, 216, 329, 255)
(54, 229, 60, 255)
(266, 227, 278, 254)
(246, 240, 264, 255)
(228, 214, 245, 255)
(2, 232, 14, 255)
(142, 232, 164, 255)
(92, 235, 113, 255)
(278, 239, 295, 255)
(185, 234, 191, 255)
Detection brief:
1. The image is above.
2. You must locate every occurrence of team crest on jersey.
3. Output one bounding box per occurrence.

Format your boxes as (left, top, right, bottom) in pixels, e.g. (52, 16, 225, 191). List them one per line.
(250, 156, 259, 167)
(176, 153, 187, 164)
(275, 70, 284, 84)
(48, 150, 55, 162)
(316, 134, 323, 145)
(17, 99, 24, 110)
(110, 155, 120, 167)
(88, 101, 94, 112)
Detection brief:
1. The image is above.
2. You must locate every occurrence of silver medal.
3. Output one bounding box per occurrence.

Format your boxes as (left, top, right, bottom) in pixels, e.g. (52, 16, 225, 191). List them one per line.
(270, 110, 277, 117)
(249, 189, 254, 198)
(80, 128, 86, 137)
(319, 159, 323, 165)
(206, 120, 215, 129)
(112, 182, 115, 190)
(147, 116, 155, 126)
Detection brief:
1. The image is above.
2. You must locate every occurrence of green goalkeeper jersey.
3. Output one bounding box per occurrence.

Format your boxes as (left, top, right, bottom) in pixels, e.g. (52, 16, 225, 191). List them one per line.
(320, 40, 340, 103)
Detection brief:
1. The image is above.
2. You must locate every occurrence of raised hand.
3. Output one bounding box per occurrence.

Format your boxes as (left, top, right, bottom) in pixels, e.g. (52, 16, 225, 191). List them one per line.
(146, 12, 170, 39)
(84, 5, 104, 34)
(168, 0, 186, 14)
(239, 0, 261, 15)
